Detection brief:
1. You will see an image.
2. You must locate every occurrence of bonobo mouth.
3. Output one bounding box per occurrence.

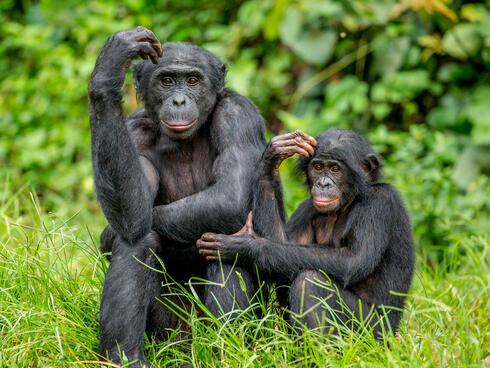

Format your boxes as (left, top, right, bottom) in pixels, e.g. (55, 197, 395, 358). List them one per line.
(160, 119, 198, 132)
(313, 197, 339, 209)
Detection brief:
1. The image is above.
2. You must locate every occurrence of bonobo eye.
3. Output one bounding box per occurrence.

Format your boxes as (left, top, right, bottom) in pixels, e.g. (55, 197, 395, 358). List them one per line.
(187, 76, 199, 85)
(313, 162, 324, 171)
(162, 76, 174, 86)
(330, 164, 340, 173)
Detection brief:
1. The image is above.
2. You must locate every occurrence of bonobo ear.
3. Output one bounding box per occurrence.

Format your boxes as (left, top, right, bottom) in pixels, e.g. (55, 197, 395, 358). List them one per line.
(217, 62, 227, 92)
(362, 153, 383, 181)
(295, 154, 313, 187)
(132, 60, 146, 95)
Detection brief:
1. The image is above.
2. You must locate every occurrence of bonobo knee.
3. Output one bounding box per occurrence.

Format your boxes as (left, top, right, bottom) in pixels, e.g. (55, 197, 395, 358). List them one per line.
(112, 230, 161, 262)
(291, 270, 328, 298)
(290, 270, 332, 312)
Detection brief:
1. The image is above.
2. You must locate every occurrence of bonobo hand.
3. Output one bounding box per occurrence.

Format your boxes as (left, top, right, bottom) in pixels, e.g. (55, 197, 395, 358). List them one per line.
(90, 26, 163, 85)
(197, 212, 257, 262)
(259, 130, 317, 180)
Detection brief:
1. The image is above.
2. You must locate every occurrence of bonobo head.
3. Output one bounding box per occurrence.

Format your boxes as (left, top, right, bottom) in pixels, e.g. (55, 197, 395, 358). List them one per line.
(133, 42, 226, 140)
(298, 128, 383, 214)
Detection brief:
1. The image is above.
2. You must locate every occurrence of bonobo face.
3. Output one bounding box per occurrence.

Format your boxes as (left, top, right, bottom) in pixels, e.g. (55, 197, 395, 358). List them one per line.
(299, 128, 383, 214)
(133, 42, 226, 140)
(308, 158, 346, 213)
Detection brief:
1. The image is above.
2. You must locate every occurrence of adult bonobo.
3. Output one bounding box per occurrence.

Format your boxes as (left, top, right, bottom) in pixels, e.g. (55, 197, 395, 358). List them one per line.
(88, 27, 266, 367)
(197, 129, 415, 336)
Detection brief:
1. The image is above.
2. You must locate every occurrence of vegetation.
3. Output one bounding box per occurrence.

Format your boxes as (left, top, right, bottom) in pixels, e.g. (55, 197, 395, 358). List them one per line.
(0, 0, 488, 367)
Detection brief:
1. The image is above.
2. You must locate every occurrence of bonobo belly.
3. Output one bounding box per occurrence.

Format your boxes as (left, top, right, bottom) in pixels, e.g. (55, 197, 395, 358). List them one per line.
(155, 134, 214, 205)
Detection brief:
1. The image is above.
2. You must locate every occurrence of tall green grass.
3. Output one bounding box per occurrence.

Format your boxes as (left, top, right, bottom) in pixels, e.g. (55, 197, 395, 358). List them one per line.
(0, 191, 488, 367)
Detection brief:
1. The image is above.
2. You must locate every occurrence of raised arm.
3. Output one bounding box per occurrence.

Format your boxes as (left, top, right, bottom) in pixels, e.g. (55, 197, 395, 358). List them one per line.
(152, 92, 267, 243)
(252, 131, 317, 242)
(88, 27, 162, 244)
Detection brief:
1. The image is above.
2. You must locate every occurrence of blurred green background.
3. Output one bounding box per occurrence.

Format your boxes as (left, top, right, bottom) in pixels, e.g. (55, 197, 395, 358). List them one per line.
(0, 0, 489, 260)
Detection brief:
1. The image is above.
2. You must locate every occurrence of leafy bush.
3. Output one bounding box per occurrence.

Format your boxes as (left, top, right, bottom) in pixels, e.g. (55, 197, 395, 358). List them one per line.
(0, 0, 488, 258)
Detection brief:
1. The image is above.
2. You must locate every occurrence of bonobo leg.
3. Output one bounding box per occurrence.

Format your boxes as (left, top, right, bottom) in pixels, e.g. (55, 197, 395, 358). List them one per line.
(99, 231, 162, 368)
(289, 270, 383, 336)
(100, 225, 117, 261)
(203, 263, 257, 322)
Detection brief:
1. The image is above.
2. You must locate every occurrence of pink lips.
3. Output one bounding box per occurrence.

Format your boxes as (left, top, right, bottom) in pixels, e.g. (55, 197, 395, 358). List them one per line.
(160, 119, 197, 131)
(313, 198, 337, 207)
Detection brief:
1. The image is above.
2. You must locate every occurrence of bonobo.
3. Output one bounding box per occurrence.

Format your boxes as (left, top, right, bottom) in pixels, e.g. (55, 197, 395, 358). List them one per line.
(88, 27, 267, 367)
(197, 129, 415, 335)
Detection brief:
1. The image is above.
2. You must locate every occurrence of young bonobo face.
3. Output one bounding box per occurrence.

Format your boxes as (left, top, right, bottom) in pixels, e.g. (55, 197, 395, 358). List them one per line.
(133, 42, 226, 140)
(308, 158, 345, 213)
(299, 128, 383, 214)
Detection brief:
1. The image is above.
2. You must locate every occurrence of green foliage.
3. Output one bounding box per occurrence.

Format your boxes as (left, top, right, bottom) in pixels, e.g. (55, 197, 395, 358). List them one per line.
(1, 0, 489, 255)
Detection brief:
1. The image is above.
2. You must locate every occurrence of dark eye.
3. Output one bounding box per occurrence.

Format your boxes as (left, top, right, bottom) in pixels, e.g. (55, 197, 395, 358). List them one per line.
(313, 163, 323, 171)
(162, 77, 174, 86)
(187, 76, 199, 85)
(330, 165, 340, 173)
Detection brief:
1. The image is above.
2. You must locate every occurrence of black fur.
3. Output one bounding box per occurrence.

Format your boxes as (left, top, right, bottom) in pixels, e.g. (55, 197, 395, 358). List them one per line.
(198, 128, 415, 336)
(88, 27, 266, 367)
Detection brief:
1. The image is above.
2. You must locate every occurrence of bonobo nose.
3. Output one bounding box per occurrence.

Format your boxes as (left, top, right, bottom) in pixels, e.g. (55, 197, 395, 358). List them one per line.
(318, 177, 331, 188)
(173, 94, 186, 106)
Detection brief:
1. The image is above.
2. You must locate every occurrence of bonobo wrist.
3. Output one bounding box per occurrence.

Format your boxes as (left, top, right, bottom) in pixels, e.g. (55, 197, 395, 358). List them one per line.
(258, 144, 279, 180)
(151, 207, 167, 236)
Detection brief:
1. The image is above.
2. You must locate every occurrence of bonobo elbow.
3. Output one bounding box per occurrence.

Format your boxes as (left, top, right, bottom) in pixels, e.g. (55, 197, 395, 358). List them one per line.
(122, 223, 152, 246)
(88, 77, 121, 101)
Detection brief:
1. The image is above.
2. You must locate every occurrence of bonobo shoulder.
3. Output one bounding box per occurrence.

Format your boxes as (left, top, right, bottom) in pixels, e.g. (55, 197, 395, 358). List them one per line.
(364, 183, 408, 215)
(124, 109, 160, 153)
(211, 89, 266, 147)
(287, 199, 315, 227)
(215, 91, 263, 125)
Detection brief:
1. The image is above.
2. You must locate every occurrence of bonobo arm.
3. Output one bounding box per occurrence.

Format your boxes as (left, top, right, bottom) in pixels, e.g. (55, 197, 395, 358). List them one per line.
(152, 91, 267, 243)
(198, 188, 394, 286)
(88, 27, 162, 245)
(253, 131, 317, 242)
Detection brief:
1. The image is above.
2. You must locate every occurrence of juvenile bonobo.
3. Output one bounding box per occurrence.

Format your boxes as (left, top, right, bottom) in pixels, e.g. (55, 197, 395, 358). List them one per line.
(197, 129, 415, 336)
(88, 27, 267, 367)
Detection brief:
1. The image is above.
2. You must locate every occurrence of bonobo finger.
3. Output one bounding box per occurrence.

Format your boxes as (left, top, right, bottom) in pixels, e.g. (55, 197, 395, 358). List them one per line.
(277, 138, 315, 156)
(293, 137, 315, 155)
(135, 26, 160, 44)
(206, 256, 219, 262)
(196, 239, 218, 249)
(200, 234, 215, 242)
(244, 211, 255, 236)
(232, 212, 255, 236)
(153, 43, 163, 57)
(295, 130, 317, 147)
(198, 249, 218, 257)
(137, 42, 159, 64)
(276, 146, 310, 158)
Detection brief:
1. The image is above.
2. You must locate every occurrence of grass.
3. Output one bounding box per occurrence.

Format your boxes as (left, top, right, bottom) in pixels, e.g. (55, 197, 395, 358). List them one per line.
(0, 190, 488, 368)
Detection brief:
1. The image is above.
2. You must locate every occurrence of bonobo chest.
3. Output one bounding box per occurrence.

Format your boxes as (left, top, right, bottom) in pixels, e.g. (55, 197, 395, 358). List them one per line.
(155, 128, 214, 204)
(312, 212, 348, 248)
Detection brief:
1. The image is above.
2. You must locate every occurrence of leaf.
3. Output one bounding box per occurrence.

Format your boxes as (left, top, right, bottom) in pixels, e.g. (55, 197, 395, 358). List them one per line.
(279, 6, 337, 65)
(292, 30, 337, 65)
(442, 23, 481, 59)
(427, 106, 459, 129)
(461, 4, 488, 22)
(235, 271, 247, 293)
(279, 6, 302, 47)
(371, 35, 411, 77)
(452, 146, 490, 189)
(437, 63, 477, 83)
